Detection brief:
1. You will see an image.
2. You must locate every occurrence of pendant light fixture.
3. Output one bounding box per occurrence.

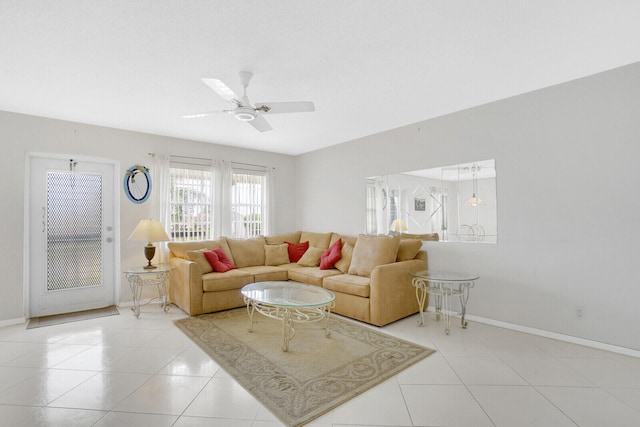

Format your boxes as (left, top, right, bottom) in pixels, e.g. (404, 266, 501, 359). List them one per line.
(466, 165, 486, 207)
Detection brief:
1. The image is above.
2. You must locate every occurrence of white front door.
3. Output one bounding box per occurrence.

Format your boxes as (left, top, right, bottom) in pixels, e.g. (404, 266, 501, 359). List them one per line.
(28, 155, 116, 317)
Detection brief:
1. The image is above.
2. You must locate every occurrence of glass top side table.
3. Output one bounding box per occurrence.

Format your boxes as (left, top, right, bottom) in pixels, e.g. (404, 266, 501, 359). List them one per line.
(123, 265, 175, 318)
(410, 270, 479, 334)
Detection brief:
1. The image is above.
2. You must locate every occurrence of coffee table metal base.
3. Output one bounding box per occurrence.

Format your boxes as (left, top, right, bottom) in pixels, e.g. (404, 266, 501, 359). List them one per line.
(244, 301, 333, 351)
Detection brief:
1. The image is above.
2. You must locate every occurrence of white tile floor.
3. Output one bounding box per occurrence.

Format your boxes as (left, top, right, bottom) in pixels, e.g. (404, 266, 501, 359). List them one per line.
(1, 304, 640, 427)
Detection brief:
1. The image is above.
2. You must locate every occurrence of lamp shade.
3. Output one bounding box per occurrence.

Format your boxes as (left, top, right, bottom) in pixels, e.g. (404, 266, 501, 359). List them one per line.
(128, 219, 170, 242)
(466, 195, 486, 207)
(389, 219, 408, 232)
(466, 164, 486, 207)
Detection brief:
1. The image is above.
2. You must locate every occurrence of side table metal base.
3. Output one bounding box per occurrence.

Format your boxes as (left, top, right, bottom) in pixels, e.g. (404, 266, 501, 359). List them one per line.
(411, 274, 477, 335)
(124, 266, 173, 318)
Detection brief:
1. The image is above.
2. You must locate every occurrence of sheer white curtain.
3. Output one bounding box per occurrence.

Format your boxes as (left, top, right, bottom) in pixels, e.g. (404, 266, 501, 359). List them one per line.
(264, 167, 275, 236)
(213, 159, 233, 238)
(376, 179, 388, 234)
(153, 153, 171, 263)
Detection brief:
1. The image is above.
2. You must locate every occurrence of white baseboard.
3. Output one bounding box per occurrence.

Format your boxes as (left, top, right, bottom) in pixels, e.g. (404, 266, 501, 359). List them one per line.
(426, 307, 640, 358)
(117, 298, 164, 309)
(0, 317, 27, 328)
(5, 303, 636, 358)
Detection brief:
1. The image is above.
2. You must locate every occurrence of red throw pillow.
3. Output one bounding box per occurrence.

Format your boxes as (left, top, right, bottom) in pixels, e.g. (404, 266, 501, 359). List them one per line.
(203, 247, 236, 273)
(203, 250, 224, 272)
(286, 241, 309, 263)
(213, 246, 236, 270)
(320, 238, 342, 270)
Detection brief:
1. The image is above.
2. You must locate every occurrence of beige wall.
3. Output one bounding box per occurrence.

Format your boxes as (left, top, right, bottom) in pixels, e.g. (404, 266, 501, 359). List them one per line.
(295, 62, 640, 351)
(0, 111, 297, 323)
(4, 61, 640, 352)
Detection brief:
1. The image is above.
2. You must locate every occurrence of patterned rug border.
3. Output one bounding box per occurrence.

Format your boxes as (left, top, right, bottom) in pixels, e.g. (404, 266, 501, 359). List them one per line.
(27, 305, 120, 329)
(175, 309, 435, 427)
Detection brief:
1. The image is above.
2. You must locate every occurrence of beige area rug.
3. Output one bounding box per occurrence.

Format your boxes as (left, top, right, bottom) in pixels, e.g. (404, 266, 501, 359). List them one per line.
(175, 308, 435, 427)
(27, 305, 119, 329)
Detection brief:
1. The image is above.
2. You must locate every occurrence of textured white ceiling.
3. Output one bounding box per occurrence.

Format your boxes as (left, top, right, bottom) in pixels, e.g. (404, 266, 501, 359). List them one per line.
(2, 1, 640, 155)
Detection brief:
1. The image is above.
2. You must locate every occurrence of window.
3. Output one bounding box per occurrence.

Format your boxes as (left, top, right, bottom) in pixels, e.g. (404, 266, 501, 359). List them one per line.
(231, 171, 266, 239)
(365, 181, 378, 235)
(164, 157, 270, 241)
(169, 165, 213, 241)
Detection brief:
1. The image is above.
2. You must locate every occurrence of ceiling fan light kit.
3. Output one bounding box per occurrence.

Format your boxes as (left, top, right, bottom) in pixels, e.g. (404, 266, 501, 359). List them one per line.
(234, 107, 256, 121)
(183, 71, 315, 132)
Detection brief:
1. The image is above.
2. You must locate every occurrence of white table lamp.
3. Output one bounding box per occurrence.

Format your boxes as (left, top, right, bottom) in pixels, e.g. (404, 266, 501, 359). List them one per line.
(128, 219, 171, 269)
(389, 219, 408, 233)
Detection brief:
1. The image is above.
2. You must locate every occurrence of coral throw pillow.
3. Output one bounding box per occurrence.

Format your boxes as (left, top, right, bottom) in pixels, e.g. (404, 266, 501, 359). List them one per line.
(204, 247, 236, 272)
(213, 246, 236, 271)
(286, 241, 309, 262)
(320, 238, 342, 270)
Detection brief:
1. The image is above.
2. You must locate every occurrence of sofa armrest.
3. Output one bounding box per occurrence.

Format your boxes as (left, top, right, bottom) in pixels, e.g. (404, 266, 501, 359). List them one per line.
(368, 259, 427, 326)
(169, 257, 204, 315)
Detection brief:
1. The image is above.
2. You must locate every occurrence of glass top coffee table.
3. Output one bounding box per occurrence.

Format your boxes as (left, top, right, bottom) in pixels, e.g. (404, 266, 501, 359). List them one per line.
(410, 270, 479, 335)
(241, 281, 336, 351)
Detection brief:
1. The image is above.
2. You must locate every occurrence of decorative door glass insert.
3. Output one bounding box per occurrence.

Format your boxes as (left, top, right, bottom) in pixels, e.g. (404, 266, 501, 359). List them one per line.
(46, 171, 103, 291)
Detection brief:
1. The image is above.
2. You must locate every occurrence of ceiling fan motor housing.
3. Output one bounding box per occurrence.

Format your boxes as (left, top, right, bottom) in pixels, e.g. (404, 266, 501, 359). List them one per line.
(234, 106, 256, 121)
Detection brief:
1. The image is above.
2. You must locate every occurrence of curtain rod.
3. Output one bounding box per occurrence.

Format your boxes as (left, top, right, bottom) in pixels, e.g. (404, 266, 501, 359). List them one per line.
(231, 161, 275, 170)
(148, 153, 274, 170)
(148, 153, 209, 161)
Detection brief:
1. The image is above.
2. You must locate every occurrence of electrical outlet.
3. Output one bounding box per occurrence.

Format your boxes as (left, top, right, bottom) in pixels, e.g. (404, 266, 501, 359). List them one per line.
(576, 307, 584, 318)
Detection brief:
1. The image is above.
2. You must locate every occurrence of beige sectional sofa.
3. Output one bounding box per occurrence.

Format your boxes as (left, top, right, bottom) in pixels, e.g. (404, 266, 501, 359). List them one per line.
(167, 231, 428, 326)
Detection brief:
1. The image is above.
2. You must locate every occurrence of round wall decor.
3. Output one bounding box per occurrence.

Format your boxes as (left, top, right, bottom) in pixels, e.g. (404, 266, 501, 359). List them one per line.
(124, 165, 151, 203)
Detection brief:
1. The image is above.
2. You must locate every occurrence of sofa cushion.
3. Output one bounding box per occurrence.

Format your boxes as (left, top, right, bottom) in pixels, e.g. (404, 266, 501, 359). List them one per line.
(334, 242, 354, 273)
(297, 246, 324, 267)
(401, 232, 439, 241)
(299, 231, 332, 249)
(226, 236, 266, 267)
(169, 238, 232, 261)
(323, 274, 371, 298)
(186, 249, 214, 274)
(287, 266, 342, 287)
(330, 233, 357, 247)
(278, 262, 301, 269)
(320, 238, 342, 270)
(396, 239, 422, 261)
(202, 269, 255, 292)
(265, 231, 301, 245)
(264, 244, 290, 266)
(348, 235, 400, 277)
(240, 265, 289, 282)
(286, 241, 309, 262)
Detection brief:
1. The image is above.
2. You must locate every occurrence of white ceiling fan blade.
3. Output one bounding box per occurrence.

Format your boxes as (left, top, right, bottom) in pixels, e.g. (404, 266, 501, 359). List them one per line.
(247, 115, 273, 132)
(255, 101, 315, 114)
(181, 110, 230, 119)
(202, 78, 240, 104)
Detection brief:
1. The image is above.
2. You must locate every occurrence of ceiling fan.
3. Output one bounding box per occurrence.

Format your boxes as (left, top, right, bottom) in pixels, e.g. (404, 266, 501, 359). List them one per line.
(182, 71, 315, 132)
